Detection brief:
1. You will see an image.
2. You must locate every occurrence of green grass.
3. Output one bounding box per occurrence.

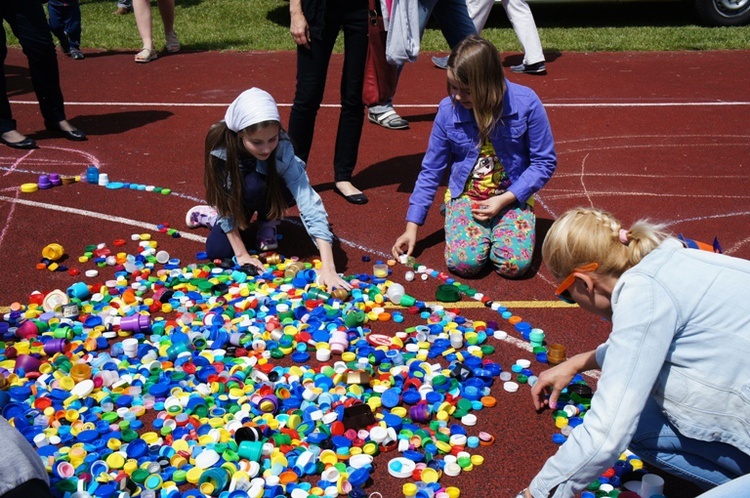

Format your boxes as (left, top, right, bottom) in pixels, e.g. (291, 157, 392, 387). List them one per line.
(5, 0, 750, 53)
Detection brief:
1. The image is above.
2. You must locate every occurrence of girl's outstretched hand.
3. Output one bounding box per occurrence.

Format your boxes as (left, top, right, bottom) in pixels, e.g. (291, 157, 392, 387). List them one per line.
(392, 222, 419, 259)
(392, 232, 415, 259)
(530, 361, 579, 411)
(235, 254, 265, 273)
(317, 266, 352, 292)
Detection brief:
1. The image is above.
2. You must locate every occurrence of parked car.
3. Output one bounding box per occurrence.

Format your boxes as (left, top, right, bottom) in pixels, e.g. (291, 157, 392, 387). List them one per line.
(495, 0, 749, 27)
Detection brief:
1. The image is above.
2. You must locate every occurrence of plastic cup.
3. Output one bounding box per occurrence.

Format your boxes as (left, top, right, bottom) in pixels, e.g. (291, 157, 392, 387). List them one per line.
(373, 264, 389, 278)
(640, 473, 665, 498)
(399, 294, 416, 307)
(238, 440, 263, 462)
(386, 283, 405, 305)
(122, 338, 139, 358)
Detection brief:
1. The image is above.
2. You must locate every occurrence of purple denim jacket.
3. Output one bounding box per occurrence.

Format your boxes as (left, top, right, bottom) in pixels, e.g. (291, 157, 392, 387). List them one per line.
(406, 81, 557, 226)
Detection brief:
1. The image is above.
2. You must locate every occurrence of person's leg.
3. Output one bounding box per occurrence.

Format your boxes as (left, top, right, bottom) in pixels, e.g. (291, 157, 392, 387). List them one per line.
(430, 0, 477, 49)
(157, 0, 176, 38)
(66, 2, 83, 53)
(332, 0, 368, 189)
(367, 64, 408, 129)
(488, 202, 535, 278)
(132, 0, 154, 51)
(697, 474, 750, 497)
(501, 0, 544, 66)
(288, 6, 340, 163)
(444, 196, 491, 277)
(629, 398, 750, 490)
(0, 26, 19, 136)
(0, 478, 54, 498)
(466, 0, 495, 33)
(6, 0, 67, 125)
(206, 224, 245, 260)
(206, 170, 268, 259)
(46, 3, 69, 53)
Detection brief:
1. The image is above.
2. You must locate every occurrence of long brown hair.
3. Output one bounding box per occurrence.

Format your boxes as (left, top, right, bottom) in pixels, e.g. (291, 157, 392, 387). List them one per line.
(447, 35, 507, 145)
(204, 121, 287, 230)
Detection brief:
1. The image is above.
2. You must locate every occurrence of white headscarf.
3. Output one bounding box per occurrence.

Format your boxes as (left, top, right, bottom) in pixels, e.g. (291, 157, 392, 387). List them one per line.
(224, 88, 280, 133)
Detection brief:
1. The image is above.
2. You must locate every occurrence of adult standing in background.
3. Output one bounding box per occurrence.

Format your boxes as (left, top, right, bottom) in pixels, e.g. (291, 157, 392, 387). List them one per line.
(369, 0, 477, 130)
(432, 0, 546, 74)
(132, 0, 179, 63)
(288, 0, 370, 205)
(0, 0, 86, 149)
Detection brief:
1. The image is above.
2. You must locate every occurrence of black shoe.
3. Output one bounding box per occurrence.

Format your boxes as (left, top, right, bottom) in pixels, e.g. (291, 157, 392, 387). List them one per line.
(0, 135, 37, 149)
(45, 121, 87, 141)
(510, 61, 547, 74)
(334, 185, 368, 205)
(70, 49, 85, 60)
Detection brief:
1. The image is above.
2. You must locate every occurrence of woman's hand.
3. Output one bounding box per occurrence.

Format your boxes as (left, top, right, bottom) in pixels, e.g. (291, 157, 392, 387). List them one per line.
(392, 222, 419, 259)
(531, 350, 600, 410)
(235, 253, 265, 273)
(289, 1, 310, 49)
(317, 266, 352, 292)
(531, 360, 580, 411)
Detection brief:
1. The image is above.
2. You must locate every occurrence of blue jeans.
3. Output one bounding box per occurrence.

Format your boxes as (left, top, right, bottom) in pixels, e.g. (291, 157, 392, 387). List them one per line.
(629, 398, 750, 491)
(206, 170, 294, 260)
(370, 0, 476, 113)
(48, 1, 82, 50)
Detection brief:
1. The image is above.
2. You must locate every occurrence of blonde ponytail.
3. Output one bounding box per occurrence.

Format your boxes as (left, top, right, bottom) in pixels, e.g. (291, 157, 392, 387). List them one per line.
(542, 207, 671, 280)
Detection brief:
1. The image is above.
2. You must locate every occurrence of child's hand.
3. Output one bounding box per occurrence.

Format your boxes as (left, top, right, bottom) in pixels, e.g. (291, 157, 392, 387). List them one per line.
(317, 267, 352, 292)
(471, 197, 504, 221)
(235, 254, 265, 273)
(392, 233, 415, 259)
(530, 361, 578, 411)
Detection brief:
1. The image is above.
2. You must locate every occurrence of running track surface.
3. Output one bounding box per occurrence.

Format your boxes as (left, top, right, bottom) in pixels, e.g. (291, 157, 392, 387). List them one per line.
(1, 47, 749, 497)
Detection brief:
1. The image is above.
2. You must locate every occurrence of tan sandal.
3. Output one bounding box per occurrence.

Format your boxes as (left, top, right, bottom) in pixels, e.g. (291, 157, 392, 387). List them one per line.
(165, 32, 180, 53)
(135, 47, 157, 63)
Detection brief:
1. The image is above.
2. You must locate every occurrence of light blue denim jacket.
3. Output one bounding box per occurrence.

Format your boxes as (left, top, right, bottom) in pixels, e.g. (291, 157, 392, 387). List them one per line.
(212, 135, 333, 244)
(405, 81, 556, 226)
(530, 239, 750, 497)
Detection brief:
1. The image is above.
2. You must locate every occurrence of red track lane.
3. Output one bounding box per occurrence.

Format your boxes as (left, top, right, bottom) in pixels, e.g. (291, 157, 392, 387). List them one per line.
(1, 47, 749, 497)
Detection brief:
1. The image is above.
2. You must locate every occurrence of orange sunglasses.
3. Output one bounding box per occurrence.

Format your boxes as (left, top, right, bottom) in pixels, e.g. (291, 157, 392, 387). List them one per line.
(555, 262, 599, 304)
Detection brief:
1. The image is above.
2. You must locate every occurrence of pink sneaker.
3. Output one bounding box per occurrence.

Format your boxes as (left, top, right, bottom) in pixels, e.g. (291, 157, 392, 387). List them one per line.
(186, 205, 218, 229)
(256, 220, 279, 251)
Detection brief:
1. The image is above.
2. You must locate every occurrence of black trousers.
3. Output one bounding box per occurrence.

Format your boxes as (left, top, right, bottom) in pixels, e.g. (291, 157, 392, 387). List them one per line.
(1, 0, 67, 133)
(288, 0, 368, 183)
(0, 479, 53, 498)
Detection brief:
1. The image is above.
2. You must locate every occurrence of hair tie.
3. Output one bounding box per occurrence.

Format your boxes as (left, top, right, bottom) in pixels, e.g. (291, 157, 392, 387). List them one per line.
(619, 228, 630, 245)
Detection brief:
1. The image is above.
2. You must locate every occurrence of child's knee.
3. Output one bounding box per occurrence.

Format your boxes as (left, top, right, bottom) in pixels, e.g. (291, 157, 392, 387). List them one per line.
(492, 255, 532, 279)
(446, 254, 485, 278)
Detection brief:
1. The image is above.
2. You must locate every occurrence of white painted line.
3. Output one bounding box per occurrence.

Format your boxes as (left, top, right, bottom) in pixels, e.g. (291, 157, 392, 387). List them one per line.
(0, 194, 208, 243)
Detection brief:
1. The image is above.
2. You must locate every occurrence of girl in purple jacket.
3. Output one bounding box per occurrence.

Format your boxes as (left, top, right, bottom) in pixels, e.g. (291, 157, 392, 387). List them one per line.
(392, 35, 556, 278)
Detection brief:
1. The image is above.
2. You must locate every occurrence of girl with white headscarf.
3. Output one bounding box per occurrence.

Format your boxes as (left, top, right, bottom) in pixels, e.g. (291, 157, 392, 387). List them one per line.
(186, 88, 351, 291)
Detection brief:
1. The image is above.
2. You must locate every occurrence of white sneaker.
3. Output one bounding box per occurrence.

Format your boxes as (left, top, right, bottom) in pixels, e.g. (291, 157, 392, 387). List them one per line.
(186, 205, 218, 229)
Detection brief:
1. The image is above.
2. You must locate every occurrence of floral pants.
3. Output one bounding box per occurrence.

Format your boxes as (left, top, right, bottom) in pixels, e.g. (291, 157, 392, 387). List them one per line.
(444, 196, 535, 278)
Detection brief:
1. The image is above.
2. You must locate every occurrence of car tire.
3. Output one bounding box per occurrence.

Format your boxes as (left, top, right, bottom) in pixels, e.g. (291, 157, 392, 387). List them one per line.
(694, 0, 750, 26)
